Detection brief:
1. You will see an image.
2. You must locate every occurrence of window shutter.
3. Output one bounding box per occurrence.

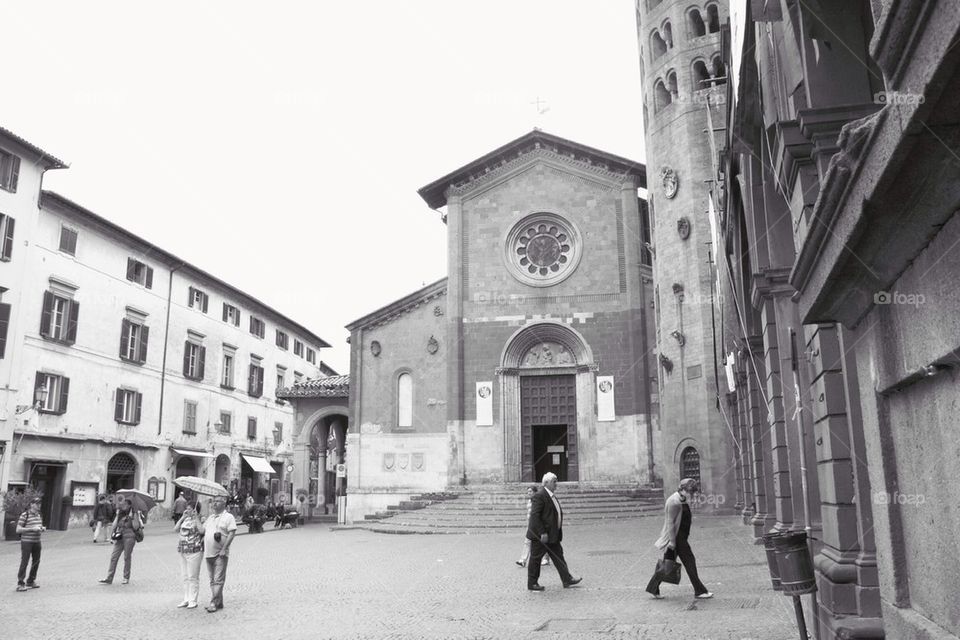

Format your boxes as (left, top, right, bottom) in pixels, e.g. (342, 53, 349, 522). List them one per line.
(134, 392, 143, 424)
(248, 417, 256, 439)
(139, 325, 149, 363)
(145, 267, 154, 289)
(222, 303, 228, 322)
(127, 258, 136, 281)
(34, 371, 44, 407)
(201, 294, 208, 314)
(115, 388, 124, 422)
(183, 341, 191, 376)
(198, 346, 206, 379)
(0, 302, 10, 359)
(65, 300, 79, 344)
(9, 156, 19, 191)
(58, 377, 70, 414)
(2, 215, 14, 259)
(40, 291, 54, 337)
(188, 286, 195, 307)
(234, 309, 240, 327)
(119, 319, 131, 359)
(256, 366, 264, 397)
(247, 364, 254, 395)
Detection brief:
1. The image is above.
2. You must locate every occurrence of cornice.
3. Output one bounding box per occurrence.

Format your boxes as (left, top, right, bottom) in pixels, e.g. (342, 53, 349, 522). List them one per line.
(345, 279, 447, 332)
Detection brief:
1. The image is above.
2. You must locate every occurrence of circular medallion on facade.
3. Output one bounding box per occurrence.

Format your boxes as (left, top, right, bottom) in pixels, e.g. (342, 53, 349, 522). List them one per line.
(598, 379, 613, 393)
(477, 385, 491, 398)
(677, 216, 691, 240)
(661, 166, 679, 199)
(370, 340, 381, 357)
(427, 335, 439, 354)
(504, 213, 582, 287)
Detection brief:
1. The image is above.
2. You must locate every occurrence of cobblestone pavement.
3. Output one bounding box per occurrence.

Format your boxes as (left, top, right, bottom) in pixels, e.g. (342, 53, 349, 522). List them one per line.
(1, 516, 800, 639)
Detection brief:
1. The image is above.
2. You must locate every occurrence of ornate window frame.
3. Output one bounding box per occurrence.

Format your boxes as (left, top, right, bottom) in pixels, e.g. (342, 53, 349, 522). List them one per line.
(502, 211, 583, 288)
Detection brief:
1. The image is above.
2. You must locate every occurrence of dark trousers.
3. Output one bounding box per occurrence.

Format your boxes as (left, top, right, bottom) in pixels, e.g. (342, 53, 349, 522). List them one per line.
(645, 539, 708, 595)
(527, 538, 574, 586)
(18, 541, 41, 586)
(206, 555, 229, 608)
(106, 534, 136, 581)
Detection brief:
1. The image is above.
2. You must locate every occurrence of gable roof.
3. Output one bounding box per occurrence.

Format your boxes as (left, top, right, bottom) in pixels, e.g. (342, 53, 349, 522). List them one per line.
(278, 374, 349, 399)
(417, 129, 646, 209)
(0, 126, 69, 169)
(345, 278, 447, 332)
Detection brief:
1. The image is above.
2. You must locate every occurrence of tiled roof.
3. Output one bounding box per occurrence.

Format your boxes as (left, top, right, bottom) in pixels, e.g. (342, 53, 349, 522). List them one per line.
(278, 374, 349, 399)
(0, 126, 68, 169)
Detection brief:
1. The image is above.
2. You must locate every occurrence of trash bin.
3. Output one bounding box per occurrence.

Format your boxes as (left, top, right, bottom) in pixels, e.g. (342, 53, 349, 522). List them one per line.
(761, 531, 783, 591)
(773, 531, 817, 595)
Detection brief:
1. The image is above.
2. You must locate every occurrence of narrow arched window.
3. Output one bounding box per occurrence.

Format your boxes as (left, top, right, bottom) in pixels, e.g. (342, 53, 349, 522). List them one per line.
(667, 71, 679, 99)
(707, 4, 720, 33)
(692, 60, 711, 89)
(712, 55, 726, 85)
(662, 22, 673, 49)
(688, 8, 706, 38)
(654, 79, 672, 111)
(651, 30, 668, 60)
(397, 373, 413, 428)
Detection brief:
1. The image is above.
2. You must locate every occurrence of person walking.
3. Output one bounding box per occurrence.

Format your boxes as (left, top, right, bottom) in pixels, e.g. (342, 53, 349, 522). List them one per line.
(99, 499, 142, 585)
(173, 491, 188, 523)
(645, 477, 713, 599)
(92, 494, 115, 544)
(174, 503, 204, 609)
(15, 498, 45, 592)
(203, 495, 237, 613)
(526, 472, 581, 591)
(516, 486, 550, 567)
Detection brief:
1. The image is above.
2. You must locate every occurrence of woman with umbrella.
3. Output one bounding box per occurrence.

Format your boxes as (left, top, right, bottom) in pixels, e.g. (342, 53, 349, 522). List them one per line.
(174, 502, 204, 608)
(99, 498, 143, 585)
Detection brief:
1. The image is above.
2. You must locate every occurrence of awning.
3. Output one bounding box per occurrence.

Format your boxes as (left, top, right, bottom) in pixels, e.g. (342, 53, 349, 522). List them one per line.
(171, 447, 215, 459)
(241, 454, 275, 474)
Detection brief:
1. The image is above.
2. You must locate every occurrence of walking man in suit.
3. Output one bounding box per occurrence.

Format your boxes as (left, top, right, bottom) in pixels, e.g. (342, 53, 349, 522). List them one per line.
(526, 472, 582, 591)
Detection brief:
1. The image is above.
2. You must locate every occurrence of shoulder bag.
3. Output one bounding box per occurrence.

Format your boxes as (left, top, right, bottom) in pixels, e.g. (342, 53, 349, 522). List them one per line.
(655, 555, 682, 585)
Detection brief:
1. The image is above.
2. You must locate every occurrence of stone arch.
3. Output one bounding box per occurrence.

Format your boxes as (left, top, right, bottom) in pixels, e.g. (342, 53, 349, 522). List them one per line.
(692, 59, 711, 89)
(711, 54, 726, 85)
(214, 454, 231, 485)
(650, 29, 668, 60)
(706, 3, 720, 33)
(106, 451, 138, 493)
(297, 405, 349, 515)
(661, 20, 673, 49)
(687, 6, 706, 38)
(666, 69, 679, 100)
(500, 321, 594, 369)
(654, 79, 672, 111)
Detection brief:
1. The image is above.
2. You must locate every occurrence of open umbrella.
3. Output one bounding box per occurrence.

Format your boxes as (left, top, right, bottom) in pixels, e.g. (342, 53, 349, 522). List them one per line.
(116, 489, 156, 514)
(174, 476, 229, 497)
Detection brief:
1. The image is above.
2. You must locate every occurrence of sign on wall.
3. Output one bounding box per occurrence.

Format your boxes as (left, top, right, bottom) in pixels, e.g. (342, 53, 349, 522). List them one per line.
(71, 481, 100, 507)
(597, 376, 615, 422)
(476, 381, 493, 426)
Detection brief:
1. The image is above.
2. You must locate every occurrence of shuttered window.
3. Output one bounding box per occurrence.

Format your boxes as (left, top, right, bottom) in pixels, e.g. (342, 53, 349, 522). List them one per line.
(183, 401, 197, 434)
(125, 258, 154, 289)
(35, 372, 70, 414)
(59, 226, 78, 255)
(247, 362, 264, 398)
(247, 416, 257, 440)
(0, 150, 19, 192)
(114, 388, 142, 425)
(187, 286, 209, 312)
(183, 341, 206, 381)
(0, 302, 10, 359)
(222, 303, 240, 326)
(0, 214, 15, 260)
(40, 291, 79, 345)
(119, 319, 149, 363)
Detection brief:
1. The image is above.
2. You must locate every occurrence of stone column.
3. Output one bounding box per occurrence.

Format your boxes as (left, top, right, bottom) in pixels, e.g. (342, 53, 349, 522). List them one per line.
(729, 392, 745, 513)
(446, 192, 466, 485)
(498, 369, 521, 483)
(747, 335, 776, 540)
(736, 370, 755, 523)
(759, 299, 794, 532)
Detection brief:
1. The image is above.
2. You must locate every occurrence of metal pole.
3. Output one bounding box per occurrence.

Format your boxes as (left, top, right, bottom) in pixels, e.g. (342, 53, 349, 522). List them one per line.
(792, 595, 809, 639)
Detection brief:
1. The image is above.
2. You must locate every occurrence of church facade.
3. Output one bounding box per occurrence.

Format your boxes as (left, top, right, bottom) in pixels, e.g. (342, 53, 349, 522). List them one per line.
(344, 131, 657, 521)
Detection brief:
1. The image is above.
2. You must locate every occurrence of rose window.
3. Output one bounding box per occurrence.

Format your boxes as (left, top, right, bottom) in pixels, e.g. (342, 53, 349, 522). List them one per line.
(504, 213, 581, 287)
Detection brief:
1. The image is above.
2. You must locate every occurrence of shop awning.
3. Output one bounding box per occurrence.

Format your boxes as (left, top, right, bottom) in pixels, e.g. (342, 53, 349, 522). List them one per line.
(241, 454, 275, 474)
(171, 447, 215, 459)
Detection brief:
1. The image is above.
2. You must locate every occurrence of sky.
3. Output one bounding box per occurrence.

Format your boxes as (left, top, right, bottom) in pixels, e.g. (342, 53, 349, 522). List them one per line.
(3, 1, 646, 374)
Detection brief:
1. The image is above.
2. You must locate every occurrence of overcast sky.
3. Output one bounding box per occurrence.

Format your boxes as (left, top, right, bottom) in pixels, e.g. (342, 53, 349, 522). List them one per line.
(4, 1, 646, 374)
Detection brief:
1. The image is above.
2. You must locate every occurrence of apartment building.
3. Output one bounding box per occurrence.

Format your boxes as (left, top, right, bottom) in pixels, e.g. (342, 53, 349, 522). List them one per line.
(0, 129, 329, 529)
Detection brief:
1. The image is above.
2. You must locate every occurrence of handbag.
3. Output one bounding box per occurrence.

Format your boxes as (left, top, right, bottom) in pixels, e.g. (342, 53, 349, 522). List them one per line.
(134, 526, 144, 543)
(655, 556, 682, 585)
(111, 527, 123, 541)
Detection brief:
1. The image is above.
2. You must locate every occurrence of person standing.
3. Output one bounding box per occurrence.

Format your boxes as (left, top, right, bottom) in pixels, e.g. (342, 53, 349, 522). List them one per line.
(645, 477, 713, 599)
(526, 472, 581, 591)
(203, 495, 237, 613)
(92, 494, 115, 543)
(15, 498, 45, 592)
(173, 491, 188, 523)
(174, 504, 204, 609)
(99, 499, 142, 585)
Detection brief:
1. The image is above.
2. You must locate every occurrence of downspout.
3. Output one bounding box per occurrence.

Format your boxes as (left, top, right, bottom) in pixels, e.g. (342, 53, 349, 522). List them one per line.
(158, 263, 186, 435)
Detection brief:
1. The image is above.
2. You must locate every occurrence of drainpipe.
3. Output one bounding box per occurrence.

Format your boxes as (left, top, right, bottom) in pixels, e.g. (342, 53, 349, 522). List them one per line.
(158, 263, 186, 435)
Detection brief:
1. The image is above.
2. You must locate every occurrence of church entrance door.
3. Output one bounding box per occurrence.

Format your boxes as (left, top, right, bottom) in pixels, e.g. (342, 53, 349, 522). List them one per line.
(520, 374, 578, 482)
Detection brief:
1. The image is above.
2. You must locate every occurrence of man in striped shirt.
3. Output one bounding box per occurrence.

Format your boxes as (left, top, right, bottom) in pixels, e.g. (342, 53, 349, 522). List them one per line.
(16, 498, 45, 592)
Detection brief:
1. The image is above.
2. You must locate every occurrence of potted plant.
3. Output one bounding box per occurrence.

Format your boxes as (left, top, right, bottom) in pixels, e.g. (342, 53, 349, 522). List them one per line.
(2, 486, 43, 541)
(256, 487, 269, 503)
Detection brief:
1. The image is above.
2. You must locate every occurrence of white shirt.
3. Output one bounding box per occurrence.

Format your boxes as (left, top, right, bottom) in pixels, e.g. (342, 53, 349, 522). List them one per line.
(203, 511, 237, 558)
(544, 487, 562, 530)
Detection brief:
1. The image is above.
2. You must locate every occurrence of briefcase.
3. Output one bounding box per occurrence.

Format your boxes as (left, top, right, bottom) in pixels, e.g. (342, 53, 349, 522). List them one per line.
(655, 557, 682, 585)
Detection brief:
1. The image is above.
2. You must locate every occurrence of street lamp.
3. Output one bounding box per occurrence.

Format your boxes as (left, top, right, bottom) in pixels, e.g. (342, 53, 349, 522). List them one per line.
(15, 384, 48, 415)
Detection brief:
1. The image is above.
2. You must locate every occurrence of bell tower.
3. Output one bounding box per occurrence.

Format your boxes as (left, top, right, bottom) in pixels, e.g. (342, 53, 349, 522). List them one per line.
(635, 0, 734, 505)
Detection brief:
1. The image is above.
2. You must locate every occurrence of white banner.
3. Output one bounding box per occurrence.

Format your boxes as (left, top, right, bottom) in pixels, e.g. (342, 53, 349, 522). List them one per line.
(725, 352, 736, 392)
(476, 381, 493, 426)
(596, 376, 615, 422)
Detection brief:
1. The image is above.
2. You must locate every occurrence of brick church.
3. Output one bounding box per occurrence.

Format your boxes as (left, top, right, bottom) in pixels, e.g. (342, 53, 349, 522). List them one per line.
(343, 130, 661, 521)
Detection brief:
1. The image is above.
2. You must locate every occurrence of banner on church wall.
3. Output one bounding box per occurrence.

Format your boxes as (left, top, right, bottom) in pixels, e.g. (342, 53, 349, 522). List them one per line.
(476, 381, 493, 426)
(597, 376, 615, 422)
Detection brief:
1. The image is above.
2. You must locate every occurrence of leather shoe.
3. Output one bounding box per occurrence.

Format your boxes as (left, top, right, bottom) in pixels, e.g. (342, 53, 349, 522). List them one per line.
(527, 584, 545, 591)
(563, 577, 582, 588)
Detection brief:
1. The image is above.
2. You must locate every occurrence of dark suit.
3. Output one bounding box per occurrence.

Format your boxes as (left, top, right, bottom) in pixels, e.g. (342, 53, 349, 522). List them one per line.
(526, 488, 575, 587)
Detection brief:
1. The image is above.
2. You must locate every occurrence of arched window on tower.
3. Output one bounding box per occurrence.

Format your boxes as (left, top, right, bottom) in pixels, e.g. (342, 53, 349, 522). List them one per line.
(651, 30, 668, 60)
(654, 79, 672, 112)
(706, 4, 721, 33)
(680, 446, 701, 486)
(397, 372, 413, 428)
(667, 70, 679, 101)
(692, 60, 711, 91)
(662, 21, 673, 49)
(711, 55, 727, 85)
(687, 8, 706, 38)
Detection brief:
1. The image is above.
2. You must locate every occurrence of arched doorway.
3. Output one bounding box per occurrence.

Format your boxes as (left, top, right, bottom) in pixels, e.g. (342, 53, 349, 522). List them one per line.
(214, 454, 231, 486)
(308, 414, 347, 513)
(680, 446, 701, 486)
(106, 452, 137, 493)
(499, 322, 595, 483)
(175, 457, 196, 478)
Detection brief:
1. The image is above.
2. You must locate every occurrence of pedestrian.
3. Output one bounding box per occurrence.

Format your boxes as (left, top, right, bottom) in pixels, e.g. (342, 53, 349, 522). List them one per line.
(526, 472, 581, 591)
(15, 498, 45, 592)
(296, 494, 307, 526)
(173, 491, 188, 523)
(99, 499, 143, 585)
(203, 495, 237, 613)
(516, 486, 550, 567)
(645, 477, 713, 600)
(174, 503, 204, 609)
(92, 494, 115, 543)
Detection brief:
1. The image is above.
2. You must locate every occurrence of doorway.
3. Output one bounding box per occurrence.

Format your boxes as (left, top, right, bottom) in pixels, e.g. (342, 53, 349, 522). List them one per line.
(520, 374, 578, 482)
(106, 452, 136, 493)
(28, 463, 66, 530)
(680, 446, 701, 486)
